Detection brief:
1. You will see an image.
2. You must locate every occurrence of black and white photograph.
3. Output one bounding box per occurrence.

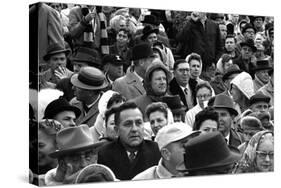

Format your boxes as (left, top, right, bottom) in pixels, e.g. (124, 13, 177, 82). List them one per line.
(1, 0, 279, 187)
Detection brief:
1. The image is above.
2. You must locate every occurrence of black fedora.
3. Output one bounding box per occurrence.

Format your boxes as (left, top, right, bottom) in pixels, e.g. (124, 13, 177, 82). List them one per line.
(71, 66, 109, 90)
(141, 25, 159, 41)
(213, 94, 238, 116)
(132, 42, 155, 61)
(71, 47, 101, 68)
(222, 64, 242, 82)
(178, 132, 241, 172)
(102, 54, 125, 66)
(253, 59, 273, 72)
(43, 43, 70, 61)
(141, 14, 160, 26)
(162, 95, 187, 113)
(44, 97, 81, 119)
(240, 39, 257, 52)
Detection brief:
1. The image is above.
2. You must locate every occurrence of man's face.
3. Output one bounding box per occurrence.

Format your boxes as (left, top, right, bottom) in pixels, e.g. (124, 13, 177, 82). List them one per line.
(116, 30, 129, 46)
(174, 62, 190, 87)
(196, 87, 212, 109)
(219, 24, 227, 40)
(146, 33, 158, 45)
(189, 60, 202, 79)
(230, 84, 242, 103)
(38, 130, 57, 167)
(256, 70, 270, 84)
(251, 101, 269, 113)
(149, 111, 168, 135)
(49, 53, 67, 72)
(150, 70, 167, 96)
(107, 63, 124, 81)
(254, 17, 264, 29)
(225, 38, 236, 52)
(244, 28, 256, 40)
(215, 108, 233, 137)
(62, 149, 97, 174)
(241, 45, 253, 60)
(115, 108, 144, 147)
(54, 111, 76, 128)
(73, 86, 99, 103)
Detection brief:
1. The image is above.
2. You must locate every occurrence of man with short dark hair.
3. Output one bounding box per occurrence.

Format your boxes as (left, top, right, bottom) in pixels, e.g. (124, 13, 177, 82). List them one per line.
(224, 34, 240, 59)
(112, 43, 156, 100)
(98, 102, 161, 180)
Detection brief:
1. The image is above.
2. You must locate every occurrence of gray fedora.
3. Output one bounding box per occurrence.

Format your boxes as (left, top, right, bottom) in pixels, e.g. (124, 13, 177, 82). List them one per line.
(213, 94, 238, 116)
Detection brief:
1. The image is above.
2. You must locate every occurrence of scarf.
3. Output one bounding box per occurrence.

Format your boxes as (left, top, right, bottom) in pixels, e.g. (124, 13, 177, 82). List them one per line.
(96, 7, 109, 56)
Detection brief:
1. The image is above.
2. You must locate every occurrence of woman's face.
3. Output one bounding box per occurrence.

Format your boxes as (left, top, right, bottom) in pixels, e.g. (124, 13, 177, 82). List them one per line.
(199, 120, 218, 134)
(255, 133, 274, 172)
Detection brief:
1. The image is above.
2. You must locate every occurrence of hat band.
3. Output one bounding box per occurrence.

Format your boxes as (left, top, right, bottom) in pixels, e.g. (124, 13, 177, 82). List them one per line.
(78, 74, 104, 87)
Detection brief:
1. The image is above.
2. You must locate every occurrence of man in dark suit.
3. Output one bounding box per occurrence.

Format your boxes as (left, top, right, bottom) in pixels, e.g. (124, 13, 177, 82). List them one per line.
(112, 43, 156, 100)
(169, 59, 193, 110)
(70, 66, 109, 132)
(213, 94, 244, 149)
(98, 102, 161, 180)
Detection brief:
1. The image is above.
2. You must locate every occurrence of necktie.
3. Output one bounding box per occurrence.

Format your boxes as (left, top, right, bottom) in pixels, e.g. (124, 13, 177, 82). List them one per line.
(128, 152, 136, 162)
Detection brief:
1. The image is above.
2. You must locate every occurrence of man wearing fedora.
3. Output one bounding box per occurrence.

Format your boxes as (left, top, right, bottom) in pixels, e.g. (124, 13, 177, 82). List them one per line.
(177, 132, 241, 175)
(40, 43, 73, 89)
(162, 95, 187, 123)
(44, 125, 104, 185)
(132, 59, 171, 117)
(257, 68, 273, 107)
(253, 59, 273, 92)
(213, 94, 244, 149)
(249, 16, 265, 33)
(133, 122, 199, 180)
(240, 23, 257, 42)
(70, 66, 109, 134)
(98, 102, 161, 180)
(233, 39, 257, 78)
(44, 97, 81, 128)
(102, 54, 125, 84)
(56, 46, 102, 101)
(112, 43, 156, 100)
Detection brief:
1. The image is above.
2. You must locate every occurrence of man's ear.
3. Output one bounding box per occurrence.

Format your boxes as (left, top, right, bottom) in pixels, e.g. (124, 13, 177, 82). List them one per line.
(161, 148, 171, 161)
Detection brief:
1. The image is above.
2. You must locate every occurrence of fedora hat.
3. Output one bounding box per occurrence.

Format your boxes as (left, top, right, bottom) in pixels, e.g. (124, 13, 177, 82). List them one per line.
(75, 164, 116, 183)
(70, 47, 101, 68)
(178, 132, 241, 172)
(253, 59, 273, 72)
(43, 97, 81, 119)
(213, 94, 238, 116)
(102, 54, 125, 66)
(71, 66, 109, 90)
(43, 43, 70, 61)
(49, 124, 103, 158)
(141, 14, 160, 26)
(241, 23, 257, 34)
(240, 39, 257, 52)
(141, 25, 159, 41)
(222, 64, 242, 81)
(162, 95, 187, 114)
(132, 42, 155, 61)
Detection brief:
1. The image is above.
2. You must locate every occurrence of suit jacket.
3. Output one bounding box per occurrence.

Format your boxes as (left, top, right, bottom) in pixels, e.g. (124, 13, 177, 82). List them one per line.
(168, 77, 189, 110)
(112, 68, 146, 100)
(98, 138, 161, 180)
(70, 97, 99, 127)
(229, 128, 244, 149)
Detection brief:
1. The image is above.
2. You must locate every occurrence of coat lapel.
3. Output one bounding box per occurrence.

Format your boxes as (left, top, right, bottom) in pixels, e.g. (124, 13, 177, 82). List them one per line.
(126, 71, 146, 95)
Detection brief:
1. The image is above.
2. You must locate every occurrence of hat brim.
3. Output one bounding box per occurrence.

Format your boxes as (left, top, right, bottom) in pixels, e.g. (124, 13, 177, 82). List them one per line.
(43, 49, 71, 61)
(43, 105, 81, 119)
(213, 106, 238, 116)
(253, 67, 273, 72)
(71, 74, 109, 90)
(141, 28, 159, 40)
(177, 150, 241, 172)
(222, 70, 242, 81)
(49, 141, 104, 158)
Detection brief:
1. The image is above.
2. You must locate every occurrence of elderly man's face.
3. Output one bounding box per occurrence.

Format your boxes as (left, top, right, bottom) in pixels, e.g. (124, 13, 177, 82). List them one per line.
(73, 86, 100, 103)
(49, 53, 67, 72)
(106, 63, 124, 81)
(62, 149, 97, 174)
(116, 108, 144, 147)
(251, 101, 269, 113)
(174, 62, 190, 87)
(150, 70, 167, 96)
(54, 111, 76, 128)
(256, 69, 270, 84)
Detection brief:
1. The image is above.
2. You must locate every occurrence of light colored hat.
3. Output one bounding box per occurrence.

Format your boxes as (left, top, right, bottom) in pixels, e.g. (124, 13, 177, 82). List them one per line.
(155, 122, 199, 150)
(230, 71, 255, 99)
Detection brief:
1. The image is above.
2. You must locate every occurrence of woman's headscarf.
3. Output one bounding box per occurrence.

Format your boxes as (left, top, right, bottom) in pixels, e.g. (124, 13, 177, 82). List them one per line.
(233, 130, 273, 173)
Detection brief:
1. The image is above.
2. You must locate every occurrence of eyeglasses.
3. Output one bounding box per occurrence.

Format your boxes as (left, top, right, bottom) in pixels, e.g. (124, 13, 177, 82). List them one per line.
(196, 94, 211, 99)
(256, 151, 274, 159)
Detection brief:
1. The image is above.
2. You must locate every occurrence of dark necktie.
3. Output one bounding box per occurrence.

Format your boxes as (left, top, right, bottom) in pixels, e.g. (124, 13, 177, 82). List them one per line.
(128, 152, 136, 162)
